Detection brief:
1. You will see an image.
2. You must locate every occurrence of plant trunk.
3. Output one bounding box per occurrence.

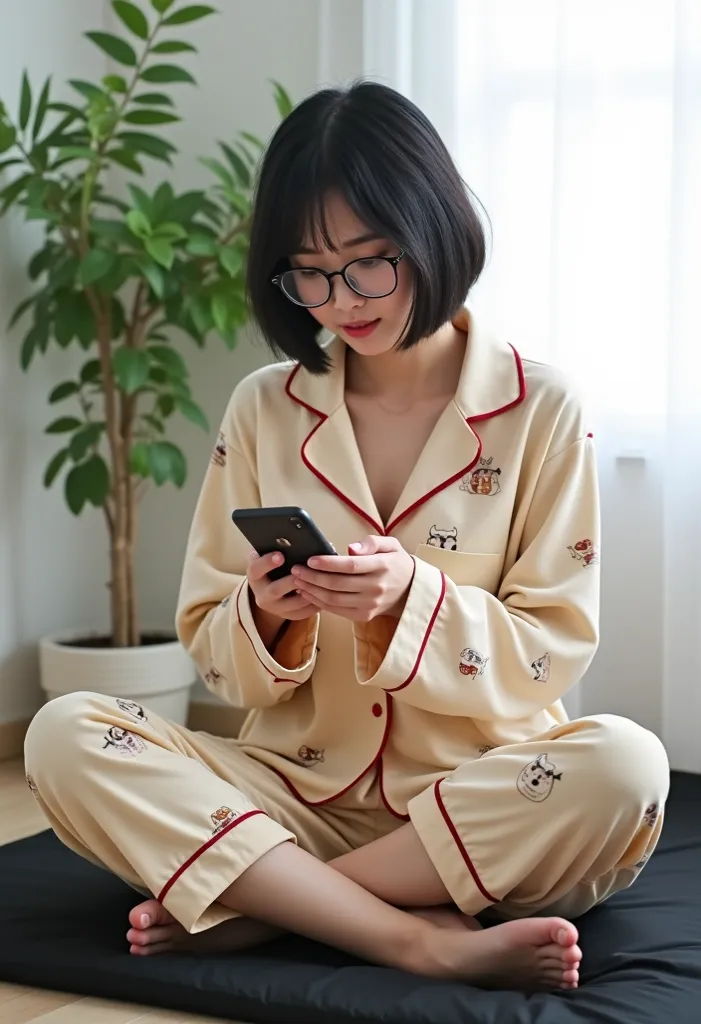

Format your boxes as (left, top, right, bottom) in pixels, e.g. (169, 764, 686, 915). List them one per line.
(109, 401, 138, 647)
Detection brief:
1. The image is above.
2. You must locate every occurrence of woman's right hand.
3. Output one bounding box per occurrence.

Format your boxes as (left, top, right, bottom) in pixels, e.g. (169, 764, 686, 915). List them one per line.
(247, 551, 317, 646)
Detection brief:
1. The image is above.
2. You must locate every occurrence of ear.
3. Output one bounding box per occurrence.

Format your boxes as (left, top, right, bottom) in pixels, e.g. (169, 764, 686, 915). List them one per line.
(429, 525, 437, 534)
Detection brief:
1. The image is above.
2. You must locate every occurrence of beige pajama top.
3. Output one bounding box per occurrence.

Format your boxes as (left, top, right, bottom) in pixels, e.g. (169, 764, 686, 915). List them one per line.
(176, 308, 600, 817)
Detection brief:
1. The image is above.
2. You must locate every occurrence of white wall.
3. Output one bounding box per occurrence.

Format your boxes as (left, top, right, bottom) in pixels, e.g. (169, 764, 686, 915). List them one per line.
(0, 0, 323, 723)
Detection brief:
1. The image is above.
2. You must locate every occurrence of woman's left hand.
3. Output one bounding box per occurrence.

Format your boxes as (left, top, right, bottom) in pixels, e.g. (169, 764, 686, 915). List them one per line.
(290, 535, 415, 622)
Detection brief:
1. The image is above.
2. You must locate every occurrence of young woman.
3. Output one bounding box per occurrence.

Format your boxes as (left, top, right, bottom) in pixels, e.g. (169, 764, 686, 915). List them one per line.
(25, 82, 669, 992)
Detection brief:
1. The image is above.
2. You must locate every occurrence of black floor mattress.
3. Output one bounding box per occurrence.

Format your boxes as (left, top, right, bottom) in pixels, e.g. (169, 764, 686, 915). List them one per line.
(1, 770, 700, 1024)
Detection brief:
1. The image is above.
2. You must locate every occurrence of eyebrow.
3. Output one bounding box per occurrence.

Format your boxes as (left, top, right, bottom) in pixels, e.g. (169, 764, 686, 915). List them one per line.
(293, 231, 382, 255)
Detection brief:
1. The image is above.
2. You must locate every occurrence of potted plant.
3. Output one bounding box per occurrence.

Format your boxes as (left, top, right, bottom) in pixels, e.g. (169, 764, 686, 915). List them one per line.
(0, 0, 291, 722)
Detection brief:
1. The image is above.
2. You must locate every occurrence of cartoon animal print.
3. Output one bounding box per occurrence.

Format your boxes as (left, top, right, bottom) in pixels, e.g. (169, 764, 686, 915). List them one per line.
(211, 806, 239, 834)
(426, 525, 458, 550)
(460, 456, 502, 496)
(204, 665, 223, 686)
(643, 803, 659, 828)
(116, 699, 147, 721)
(478, 745, 496, 758)
(220, 595, 231, 608)
(298, 745, 325, 765)
(531, 653, 551, 682)
(459, 648, 489, 677)
(568, 538, 598, 567)
(26, 773, 38, 795)
(211, 431, 227, 467)
(102, 727, 147, 757)
(517, 754, 563, 803)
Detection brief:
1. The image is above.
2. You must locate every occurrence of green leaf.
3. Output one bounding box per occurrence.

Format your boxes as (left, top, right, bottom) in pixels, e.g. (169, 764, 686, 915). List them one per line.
(198, 155, 234, 188)
(134, 257, 165, 297)
(185, 231, 217, 256)
(91, 218, 134, 244)
(145, 237, 174, 268)
(32, 77, 51, 140)
(80, 359, 102, 384)
(74, 293, 97, 346)
(9, 294, 37, 329)
(148, 343, 187, 376)
(65, 454, 110, 513)
(113, 347, 150, 393)
(140, 64, 195, 84)
(69, 422, 103, 461)
(218, 140, 250, 187)
(85, 31, 137, 66)
(124, 108, 180, 125)
(151, 40, 196, 53)
(20, 322, 48, 369)
(163, 4, 215, 25)
(0, 125, 18, 154)
(78, 249, 118, 287)
(118, 130, 176, 163)
(132, 92, 174, 106)
(210, 291, 229, 335)
(54, 290, 79, 346)
(69, 80, 103, 102)
(107, 148, 144, 173)
(151, 180, 174, 220)
(165, 189, 204, 222)
(44, 447, 70, 488)
(218, 244, 243, 277)
(1, 172, 32, 213)
(19, 71, 32, 131)
(271, 79, 294, 119)
(175, 395, 208, 431)
(57, 145, 95, 162)
(49, 381, 80, 403)
(28, 247, 56, 280)
(148, 440, 186, 486)
(103, 74, 128, 93)
(126, 208, 152, 238)
(150, 0, 175, 11)
(112, 0, 149, 39)
(142, 413, 165, 433)
(187, 294, 213, 335)
(152, 220, 186, 240)
(127, 183, 152, 217)
(46, 416, 82, 434)
(156, 394, 174, 417)
(130, 440, 151, 477)
(240, 129, 265, 151)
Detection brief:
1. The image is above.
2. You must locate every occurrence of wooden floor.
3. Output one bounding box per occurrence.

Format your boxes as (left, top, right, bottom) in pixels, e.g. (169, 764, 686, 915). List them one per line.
(0, 759, 241, 1024)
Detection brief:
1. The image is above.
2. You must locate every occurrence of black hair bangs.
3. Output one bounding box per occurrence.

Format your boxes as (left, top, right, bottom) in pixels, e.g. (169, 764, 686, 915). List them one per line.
(246, 81, 487, 374)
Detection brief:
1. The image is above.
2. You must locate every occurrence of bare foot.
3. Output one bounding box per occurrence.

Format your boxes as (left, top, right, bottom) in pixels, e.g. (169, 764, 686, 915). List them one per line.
(410, 905, 483, 932)
(126, 898, 280, 957)
(414, 916, 581, 990)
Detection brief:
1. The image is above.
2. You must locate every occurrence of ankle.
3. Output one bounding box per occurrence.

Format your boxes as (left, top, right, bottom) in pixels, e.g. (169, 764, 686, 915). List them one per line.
(398, 917, 453, 978)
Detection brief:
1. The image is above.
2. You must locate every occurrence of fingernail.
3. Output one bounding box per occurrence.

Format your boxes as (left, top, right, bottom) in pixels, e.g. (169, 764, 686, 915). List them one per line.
(141, 914, 150, 928)
(272, 553, 284, 565)
(291, 566, 301, 575)
(349, 543, 362, 552)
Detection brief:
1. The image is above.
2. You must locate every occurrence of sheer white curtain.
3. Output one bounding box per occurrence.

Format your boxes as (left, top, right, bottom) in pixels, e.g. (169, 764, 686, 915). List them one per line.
(356, 0, 701, 768)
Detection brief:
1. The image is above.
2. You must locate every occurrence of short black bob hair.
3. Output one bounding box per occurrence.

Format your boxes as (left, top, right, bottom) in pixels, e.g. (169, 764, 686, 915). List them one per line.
(246, 80, 487, 374)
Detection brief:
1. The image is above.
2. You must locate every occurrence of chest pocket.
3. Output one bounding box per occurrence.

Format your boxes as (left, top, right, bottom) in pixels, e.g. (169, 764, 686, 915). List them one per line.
(415, 545, 503, 595)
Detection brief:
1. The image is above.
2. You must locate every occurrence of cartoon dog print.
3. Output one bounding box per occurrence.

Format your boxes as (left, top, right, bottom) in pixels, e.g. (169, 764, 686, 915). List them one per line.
(531, 653, 551, 682)
(459, 647, 489, 677)
(460, 456, 502, 496)
(426, 526, 458, 550)
(211, 806, 240, 834)
(204, 665, 223, 686)
(116, 699, 147, 721)
(102, 726, 147, 757)
(298, 745, 325, 765)
(211, 431, 227, 467)
(517, 754, 563, 803)
(643, 803, 659, 828)
(568, 538, 598, 567)
(26, 773, 38, 795)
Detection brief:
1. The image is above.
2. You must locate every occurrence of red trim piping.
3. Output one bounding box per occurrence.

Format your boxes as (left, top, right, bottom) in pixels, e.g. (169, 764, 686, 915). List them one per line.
(285, 344, 527, 537)
(266, 689, 395, 809)
(384, 571, 447, 693)
(157, 808, 265, 904)
(433, 780, 498, 904)
(235, 583, 301, 686)
(377, 740, 410, 820)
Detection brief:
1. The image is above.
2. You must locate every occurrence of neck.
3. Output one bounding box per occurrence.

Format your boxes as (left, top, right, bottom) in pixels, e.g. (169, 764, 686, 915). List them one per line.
(345, 319, 466, 402)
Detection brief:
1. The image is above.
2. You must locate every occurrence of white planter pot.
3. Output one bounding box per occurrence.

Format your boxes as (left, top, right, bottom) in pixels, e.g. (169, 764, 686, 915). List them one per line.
(39, 630, 197, 725)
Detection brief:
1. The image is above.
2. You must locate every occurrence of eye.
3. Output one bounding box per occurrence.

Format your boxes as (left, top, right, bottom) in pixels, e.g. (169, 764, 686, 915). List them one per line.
(355, 257, 383, 269)
(298, 268, 322, 278)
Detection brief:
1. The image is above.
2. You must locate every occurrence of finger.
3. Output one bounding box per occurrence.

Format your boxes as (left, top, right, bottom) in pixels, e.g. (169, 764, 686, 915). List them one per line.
(267, 573, 304, 600)
(295, 580, 361, 607)
(305, 554, 387, 575)
(348, 535, 400, 556)
(271, 594, 317, 616)
(291, 565, 364, 591)
(247, 550, 285, 581)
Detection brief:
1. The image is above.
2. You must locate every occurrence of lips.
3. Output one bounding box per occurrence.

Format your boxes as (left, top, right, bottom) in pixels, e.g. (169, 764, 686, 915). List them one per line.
(340, 318, 381, 338)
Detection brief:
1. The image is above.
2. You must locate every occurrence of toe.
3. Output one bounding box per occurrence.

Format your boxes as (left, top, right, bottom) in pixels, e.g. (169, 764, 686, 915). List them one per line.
(130, 940, 174, 956)
(128, 898, 173, 931)
(126, 924, 178, 947)
(562, 967, 579, 986)
(550, 918, 579, 947)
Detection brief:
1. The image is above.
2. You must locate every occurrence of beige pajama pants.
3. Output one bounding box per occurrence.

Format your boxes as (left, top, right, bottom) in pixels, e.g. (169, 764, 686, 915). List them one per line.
(24, 692, 669, 934)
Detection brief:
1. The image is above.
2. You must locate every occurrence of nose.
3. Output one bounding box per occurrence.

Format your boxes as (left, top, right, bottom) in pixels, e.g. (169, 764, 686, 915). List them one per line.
(330, 273, 364, 313)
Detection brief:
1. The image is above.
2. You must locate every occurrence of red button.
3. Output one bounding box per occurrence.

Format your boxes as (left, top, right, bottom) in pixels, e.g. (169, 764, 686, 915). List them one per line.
(372, 703, 383, 717)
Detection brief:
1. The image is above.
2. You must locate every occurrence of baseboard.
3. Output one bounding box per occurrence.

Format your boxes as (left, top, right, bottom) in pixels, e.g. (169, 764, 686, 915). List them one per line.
(186, 700, 247, 738)
(0, 717, 31, 762)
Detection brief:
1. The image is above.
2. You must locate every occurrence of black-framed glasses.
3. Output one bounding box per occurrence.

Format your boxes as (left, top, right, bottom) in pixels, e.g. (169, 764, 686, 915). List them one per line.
(271, 250, 406, 308)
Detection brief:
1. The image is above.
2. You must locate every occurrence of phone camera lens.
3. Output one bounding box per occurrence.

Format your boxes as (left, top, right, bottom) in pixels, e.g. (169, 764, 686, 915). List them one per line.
(290, 518, 302, 529)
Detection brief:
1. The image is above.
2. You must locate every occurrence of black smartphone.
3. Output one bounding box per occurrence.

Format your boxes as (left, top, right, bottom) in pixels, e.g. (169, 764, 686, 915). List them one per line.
(231, 506, 337, 581)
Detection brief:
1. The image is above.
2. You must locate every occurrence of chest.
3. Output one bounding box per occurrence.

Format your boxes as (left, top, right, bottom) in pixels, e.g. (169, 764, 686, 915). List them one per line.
(345, 395, 449, 524)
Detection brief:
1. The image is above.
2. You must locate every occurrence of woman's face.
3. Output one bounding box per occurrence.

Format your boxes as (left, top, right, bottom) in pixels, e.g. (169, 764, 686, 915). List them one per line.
(289, 192, 414, 357)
